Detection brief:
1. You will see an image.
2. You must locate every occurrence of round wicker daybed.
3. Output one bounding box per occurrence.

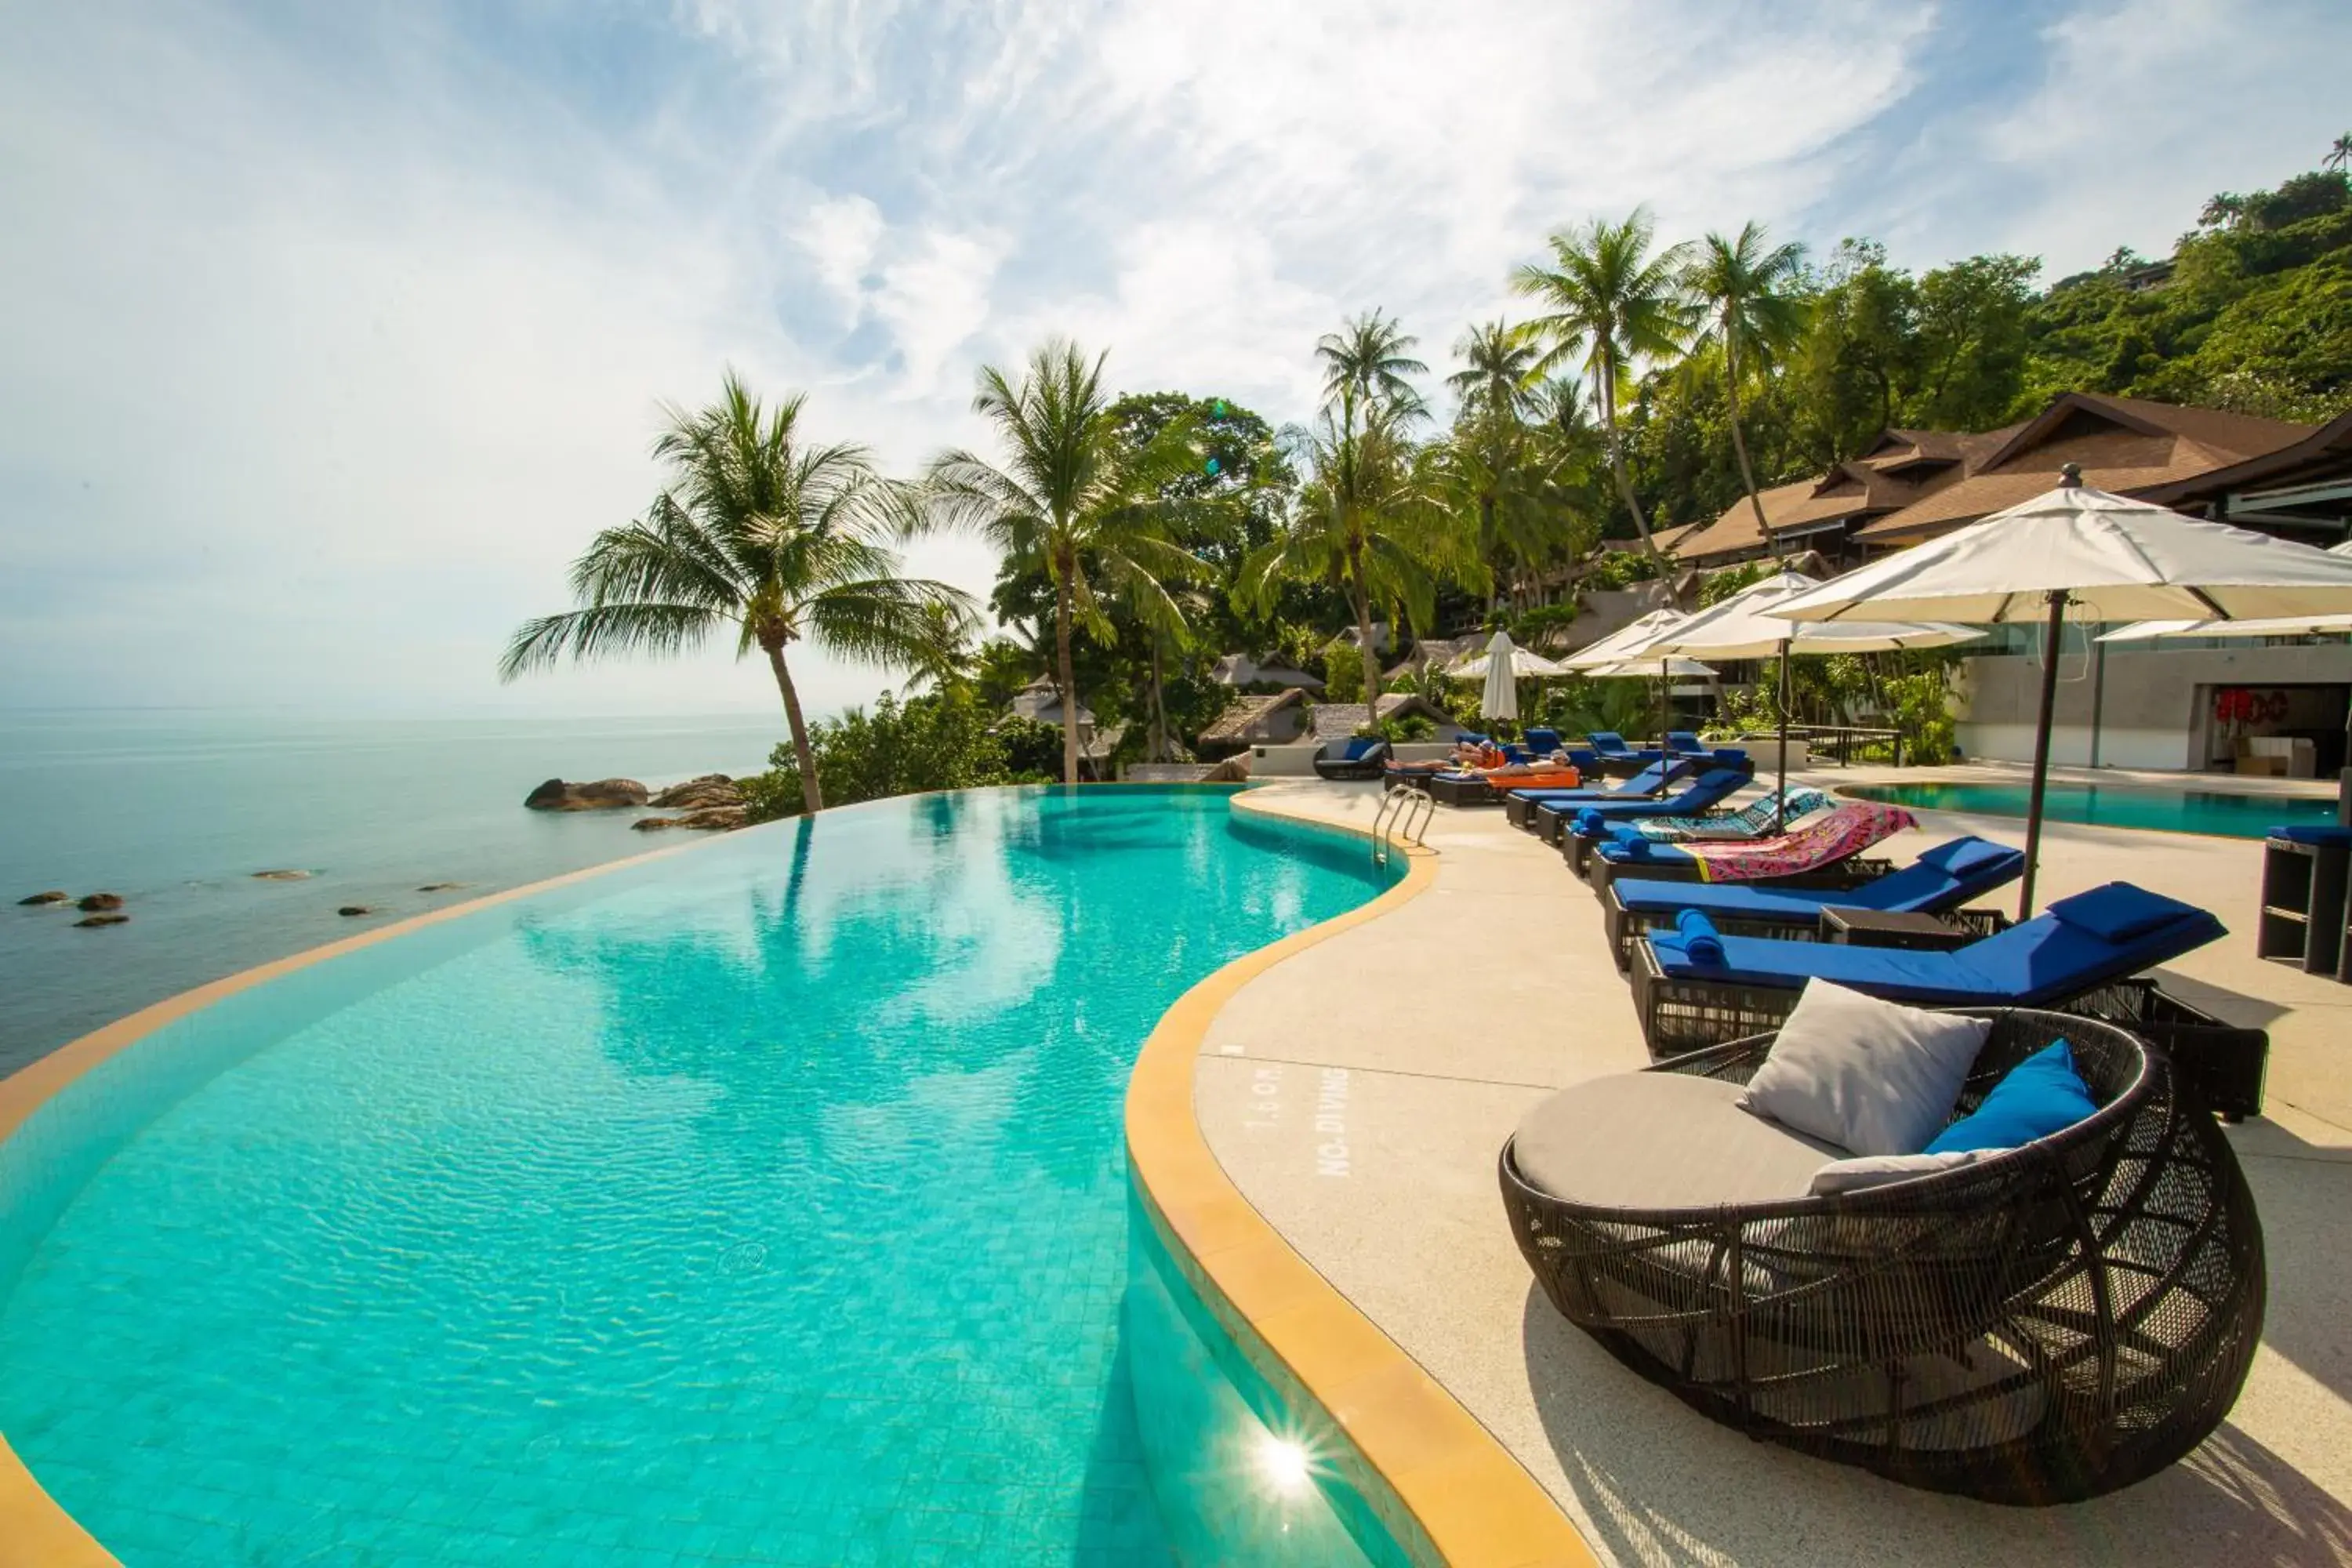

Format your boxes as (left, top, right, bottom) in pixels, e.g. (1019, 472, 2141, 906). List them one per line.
(1498, 1008, 2266, 1504)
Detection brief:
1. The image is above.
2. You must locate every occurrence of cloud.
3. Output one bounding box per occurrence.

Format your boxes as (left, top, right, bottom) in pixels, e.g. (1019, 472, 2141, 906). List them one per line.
(4, 0, 2343, 720)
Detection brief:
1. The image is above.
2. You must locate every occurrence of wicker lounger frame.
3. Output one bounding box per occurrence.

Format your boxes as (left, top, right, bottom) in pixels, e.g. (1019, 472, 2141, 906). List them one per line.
(1499, 1009, 2267, 1503)
(1584, 851, 1896, 897)
(1628, 945, 2270, 1120)
(1599, 896, 2009, 972)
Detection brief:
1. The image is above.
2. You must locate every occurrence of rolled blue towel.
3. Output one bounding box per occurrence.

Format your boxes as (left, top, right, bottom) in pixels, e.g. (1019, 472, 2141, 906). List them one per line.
(1574, 808, 1606, 837)
(1673, 909, 1726, 966)
(1646, 927, 1688, 956)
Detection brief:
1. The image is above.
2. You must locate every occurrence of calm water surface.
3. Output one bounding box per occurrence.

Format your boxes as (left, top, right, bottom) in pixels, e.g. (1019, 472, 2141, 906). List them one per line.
(0, 710, 784, 1072)
(1844, 779, 2340, 840)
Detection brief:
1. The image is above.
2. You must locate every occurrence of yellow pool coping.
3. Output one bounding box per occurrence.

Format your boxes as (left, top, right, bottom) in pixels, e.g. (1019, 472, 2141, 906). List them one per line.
(0, 784, 1594, 1566)
(1127, 793, 1596, 1567)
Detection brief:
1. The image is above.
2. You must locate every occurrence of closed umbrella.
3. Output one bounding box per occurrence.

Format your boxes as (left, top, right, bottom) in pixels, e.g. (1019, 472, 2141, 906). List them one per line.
(1475, 630, 1523, 724)
(1444, 640, 1572, 681)
(1773, 466, 2352, 913)
(1633, 570, 1980, 829)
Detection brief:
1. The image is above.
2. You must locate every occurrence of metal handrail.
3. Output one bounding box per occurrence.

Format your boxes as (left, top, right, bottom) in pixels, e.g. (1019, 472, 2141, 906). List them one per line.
(1372, 783, 1434, 866)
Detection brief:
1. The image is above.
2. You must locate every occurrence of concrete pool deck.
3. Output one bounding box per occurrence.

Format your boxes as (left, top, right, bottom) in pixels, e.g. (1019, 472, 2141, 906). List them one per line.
(1209, 770, 2352, 1568)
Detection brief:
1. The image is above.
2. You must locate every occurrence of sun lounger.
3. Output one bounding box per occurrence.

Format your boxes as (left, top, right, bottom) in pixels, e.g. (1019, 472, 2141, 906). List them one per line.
(1311, 736, 1392, 780)
(1498, 757, 1698, 828)
(1664, 730, 1708, 756)
(1584, 800, 1918, 894)
(1628, 882, 2263, 1115)
(1599, 835, 2025, 968)
(1558, 785, 1832, 872)
(1422, 763, 1585, 807)
(1527, 764, 1755, 848)
(1523, 727, 1564, 754)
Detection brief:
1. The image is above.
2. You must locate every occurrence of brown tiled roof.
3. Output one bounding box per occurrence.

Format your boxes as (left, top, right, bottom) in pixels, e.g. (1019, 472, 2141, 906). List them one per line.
(1308, 693, 1457, 742)
(1197, 688, 1306, 744)
(1854, 393, 2321, 545)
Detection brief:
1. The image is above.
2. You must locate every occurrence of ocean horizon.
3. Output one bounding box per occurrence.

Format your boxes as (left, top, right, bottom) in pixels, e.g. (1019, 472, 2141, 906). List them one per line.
(0, 709, 789, 1075)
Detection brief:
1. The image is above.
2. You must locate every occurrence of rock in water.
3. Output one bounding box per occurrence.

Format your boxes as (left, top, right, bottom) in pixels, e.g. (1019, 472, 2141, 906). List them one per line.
(524, 778, 650, 811)
(18, 890, 69, 906)
(416, 882, 465, 892)
(631, 817, 680, 833)
(74, 913, 129, 928)
(77, 892, 124, 912)
(337, 905, 375, 917)
(678, 805, 749, 831)
(252, 869, 312, 880)
(649, 774, 744, 810)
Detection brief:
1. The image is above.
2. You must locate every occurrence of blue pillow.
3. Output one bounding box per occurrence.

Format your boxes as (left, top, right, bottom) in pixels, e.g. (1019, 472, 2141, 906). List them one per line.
(1672, 909, 1725, 966)
(2045, 883, 2200, 945)
(1574, 808, 1606, 837)
(1915, 837, 2014, 880)
(2270, 825, 2352, 846)
(1925, 1041, 2097, 1156)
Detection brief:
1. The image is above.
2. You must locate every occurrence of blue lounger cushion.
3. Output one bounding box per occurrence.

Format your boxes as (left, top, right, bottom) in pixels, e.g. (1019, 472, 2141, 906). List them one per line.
(2268, 824, 2352, 846)
(1506, 758, 1697, 804)
(1523, 728, 1563, 753)
(1562, 769, 1755, 832)
(1925, 1041, 2098, 1155)
(1643, 881, 2225, 1007)
(1588, 731, 1632, 756)
(1608, 836, 2025, 908)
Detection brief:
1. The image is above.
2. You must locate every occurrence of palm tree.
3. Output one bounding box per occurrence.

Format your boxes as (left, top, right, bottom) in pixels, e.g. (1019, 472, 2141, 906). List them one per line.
(1240, 388, 1452, 702)
(898, 600, 982, 696)
(2198, 192, 2246, 229)
(921, 339, 1203, 783)
(2325, 133, 2352, 174)
(1683, 223, 1807, 545)
(502, 374, 972, 815)
(1438, 322, 1555, 613)
(1316, 310, 1428, 419)
(1447, 319, 1542, 421)
(1512, 209, 1694, 586)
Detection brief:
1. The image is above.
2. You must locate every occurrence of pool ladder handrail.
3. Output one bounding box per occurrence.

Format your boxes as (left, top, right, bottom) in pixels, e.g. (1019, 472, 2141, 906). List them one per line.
(1372, 784, 1433, 867)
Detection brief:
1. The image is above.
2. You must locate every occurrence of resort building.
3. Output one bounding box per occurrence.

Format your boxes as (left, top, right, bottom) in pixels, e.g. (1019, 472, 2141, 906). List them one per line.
(1305, 693, 1462, 743)
(1657, 394, 2351, 774)
(1195, 689, 1311, 757)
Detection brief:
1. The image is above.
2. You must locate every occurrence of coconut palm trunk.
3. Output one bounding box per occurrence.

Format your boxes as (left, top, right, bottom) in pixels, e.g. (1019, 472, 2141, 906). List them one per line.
(1725, 334, 1772, 542)
(1595, 363, 1670, 580)
(1053, 550, 1080, 784)
(763, 637, 823, 813)
(1147, 641, 1170, 762)
(1347, 543, 1381, 702)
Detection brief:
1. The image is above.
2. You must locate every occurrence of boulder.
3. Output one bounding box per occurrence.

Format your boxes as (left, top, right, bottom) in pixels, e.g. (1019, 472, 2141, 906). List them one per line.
(252, 869, 312, 880)
(77, 892, 124, 912)
(524, 778, 649, 811)
(630, 817, 680, 833)
(337, 905, 375, 917)
(649, 774, 743, 810)
(416, 883, 465, 892)
(74, 913, 129, 928)
(18, 890, 69, 906)
(677, 805, 748, 832)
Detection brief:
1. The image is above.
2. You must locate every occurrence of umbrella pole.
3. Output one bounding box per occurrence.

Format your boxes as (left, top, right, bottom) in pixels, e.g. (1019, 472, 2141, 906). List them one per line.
(1775, 641, 1791, 833)
(2020, 591, 2067, 919)
(1657, 658, 1669, 787)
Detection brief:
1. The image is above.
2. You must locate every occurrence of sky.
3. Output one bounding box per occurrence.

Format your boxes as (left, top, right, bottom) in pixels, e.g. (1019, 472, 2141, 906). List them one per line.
(2, 0, 2346, 721)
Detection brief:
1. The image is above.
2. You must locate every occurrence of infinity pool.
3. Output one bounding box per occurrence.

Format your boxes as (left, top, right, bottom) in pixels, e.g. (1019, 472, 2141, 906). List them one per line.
(1843, 779, 2340, 840)
(0, 788, 1399, 1565)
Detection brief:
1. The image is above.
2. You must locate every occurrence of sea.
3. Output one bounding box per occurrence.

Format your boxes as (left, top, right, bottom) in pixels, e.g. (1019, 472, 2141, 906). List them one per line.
(0, 710, 785, 1076)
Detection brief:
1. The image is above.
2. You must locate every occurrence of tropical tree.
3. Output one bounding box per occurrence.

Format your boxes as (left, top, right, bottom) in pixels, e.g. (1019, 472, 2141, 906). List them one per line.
(1512, 209, 1694, 585)
(1682, 222, 1808, 543)
(1316, 310, 1428, 419)
(921, 339, 1203, 783)
(1436, 321, 1572, 613)
(898, 599, 982, 697)
(1240, 387, 1452, 702)
(501, 373, 971, 815)
(2325, 133, 2352, 174)
(1447, 319, 1542, 421)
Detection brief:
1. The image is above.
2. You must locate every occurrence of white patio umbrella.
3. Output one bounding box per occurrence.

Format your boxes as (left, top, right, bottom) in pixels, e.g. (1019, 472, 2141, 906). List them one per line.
(2097, 541, 2352, 643)
(1774, 468, 2352, 913)
(1443, 637, 1572, 681)
(1561, 608, 1697, 757)
(1463, 630, 1537, 724)
(1635, 570, 1981, 829)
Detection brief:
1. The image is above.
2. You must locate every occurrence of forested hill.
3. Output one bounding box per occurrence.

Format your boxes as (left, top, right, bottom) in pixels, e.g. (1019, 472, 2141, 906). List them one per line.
(1628, 153, 2352, 534)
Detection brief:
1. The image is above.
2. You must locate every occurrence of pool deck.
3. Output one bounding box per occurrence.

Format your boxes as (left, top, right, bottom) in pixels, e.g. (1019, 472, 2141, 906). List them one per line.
(1209, 766, 2352, 1568)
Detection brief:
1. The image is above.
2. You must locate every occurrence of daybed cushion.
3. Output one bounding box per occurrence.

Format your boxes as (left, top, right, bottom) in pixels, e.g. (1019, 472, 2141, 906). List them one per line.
(1915, 837, 2016, 880)
(1926, 1040, 2098, 1156)
(1738, 980, 1990, 1157)
(1513, 1073, 1843, 1209)
(1808, 1149, 1992, 1196)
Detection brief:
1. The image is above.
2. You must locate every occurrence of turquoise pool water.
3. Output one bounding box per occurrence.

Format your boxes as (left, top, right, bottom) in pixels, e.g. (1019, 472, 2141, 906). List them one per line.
(0, 787, 1400, 1566)
(1844, 780, 2341, 840)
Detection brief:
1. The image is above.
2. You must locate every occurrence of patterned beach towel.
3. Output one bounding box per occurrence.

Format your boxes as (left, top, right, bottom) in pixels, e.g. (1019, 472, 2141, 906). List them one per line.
(1682, 800, 1919, 884)
(1617, 786, 1835, 842)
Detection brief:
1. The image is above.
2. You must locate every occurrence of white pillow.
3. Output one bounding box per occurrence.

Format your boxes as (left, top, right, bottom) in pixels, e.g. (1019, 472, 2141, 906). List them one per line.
(1738, 980, 1989, 1157)
(1808, 1149, 1993, 1196)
